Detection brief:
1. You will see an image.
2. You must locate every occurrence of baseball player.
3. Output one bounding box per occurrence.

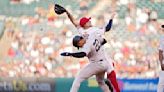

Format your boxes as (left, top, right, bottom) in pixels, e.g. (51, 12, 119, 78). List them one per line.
(61, 32, 115, 92)
(54, 4, 120, 92)
(158, 24, 164, 92)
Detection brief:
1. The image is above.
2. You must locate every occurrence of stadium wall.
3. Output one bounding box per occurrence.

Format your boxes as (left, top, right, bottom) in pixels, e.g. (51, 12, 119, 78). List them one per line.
(0, 77, 158, 92)
(55, 78, 159, 92)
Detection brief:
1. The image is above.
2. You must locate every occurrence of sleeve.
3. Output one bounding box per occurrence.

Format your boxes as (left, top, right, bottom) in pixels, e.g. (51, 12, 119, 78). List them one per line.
(105, 19, 113, 32)
(70, 52, 86, 58)
(98, 19, 113, 34)
(159, 37, 164, 51)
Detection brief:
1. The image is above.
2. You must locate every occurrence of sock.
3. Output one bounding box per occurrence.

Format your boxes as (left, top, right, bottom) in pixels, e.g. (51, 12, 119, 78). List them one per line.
(107, 71, 120, 92)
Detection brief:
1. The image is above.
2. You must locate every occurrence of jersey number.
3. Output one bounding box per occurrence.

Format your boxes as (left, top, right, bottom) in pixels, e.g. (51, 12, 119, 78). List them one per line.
(93, 39, 101, 52)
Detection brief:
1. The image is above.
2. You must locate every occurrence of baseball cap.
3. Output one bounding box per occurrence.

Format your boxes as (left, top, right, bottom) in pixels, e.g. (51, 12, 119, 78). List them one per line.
(73, 35, 84, 49)
(79, 17, 91, 27)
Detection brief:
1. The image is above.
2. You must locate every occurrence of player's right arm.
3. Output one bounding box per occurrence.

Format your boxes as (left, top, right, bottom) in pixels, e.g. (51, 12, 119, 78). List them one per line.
(65, 10, 80, 28)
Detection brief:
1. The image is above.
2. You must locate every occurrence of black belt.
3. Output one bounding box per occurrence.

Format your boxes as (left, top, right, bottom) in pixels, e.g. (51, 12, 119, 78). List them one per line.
(100, 59, 103, 61)
(91, 59, 103, 62)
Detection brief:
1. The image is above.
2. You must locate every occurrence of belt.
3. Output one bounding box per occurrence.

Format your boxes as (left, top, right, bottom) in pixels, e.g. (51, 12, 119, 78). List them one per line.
(90, 59, 103, 62)
(99, 59, 103, 61)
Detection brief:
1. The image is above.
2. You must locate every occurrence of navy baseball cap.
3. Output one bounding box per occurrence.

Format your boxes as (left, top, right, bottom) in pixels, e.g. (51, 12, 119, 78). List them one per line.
(73, 35, 84, 49)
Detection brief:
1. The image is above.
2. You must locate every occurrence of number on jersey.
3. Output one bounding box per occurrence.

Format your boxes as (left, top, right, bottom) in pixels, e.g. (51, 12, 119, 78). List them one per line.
(93, 39, 101, 52)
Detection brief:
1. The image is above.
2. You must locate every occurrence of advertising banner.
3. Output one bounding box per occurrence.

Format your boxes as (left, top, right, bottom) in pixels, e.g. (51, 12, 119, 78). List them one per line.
(118, 78, 158, 92)
(0, 77, 55, 92)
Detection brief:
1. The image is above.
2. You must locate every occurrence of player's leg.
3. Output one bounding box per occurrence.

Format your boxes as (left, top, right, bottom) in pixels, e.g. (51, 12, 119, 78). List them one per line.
(107, 70, 120, 92)
(70, 63, 105, 92)
(96, 72, 111, 92)
(70, 75, 85, 92)
(105, 59, 120, 92)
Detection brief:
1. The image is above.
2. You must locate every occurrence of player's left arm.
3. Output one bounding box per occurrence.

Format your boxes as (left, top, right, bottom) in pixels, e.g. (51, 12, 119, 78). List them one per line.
(60, 42, 90, 58)
(105, 19, 113, 32)
(61, 36, 92, 58)
(105, 13, 116, 32)
(61, 52, 86, 58)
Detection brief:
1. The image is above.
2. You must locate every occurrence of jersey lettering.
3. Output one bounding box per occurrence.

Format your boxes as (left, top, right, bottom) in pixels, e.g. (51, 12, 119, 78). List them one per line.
(93, 39, 101, 52)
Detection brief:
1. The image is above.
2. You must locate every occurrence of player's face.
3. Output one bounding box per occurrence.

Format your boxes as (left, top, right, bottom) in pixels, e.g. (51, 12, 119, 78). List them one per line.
(84, 21, 92, 28)
(78, 39, 86, 47)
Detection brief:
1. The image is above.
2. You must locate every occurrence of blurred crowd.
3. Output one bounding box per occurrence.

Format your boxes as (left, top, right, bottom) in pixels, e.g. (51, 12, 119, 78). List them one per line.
(0, 0, 163, 78)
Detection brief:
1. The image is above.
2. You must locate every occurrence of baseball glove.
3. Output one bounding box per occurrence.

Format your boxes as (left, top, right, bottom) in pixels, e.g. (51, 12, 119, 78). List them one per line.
(54, 4, 66, 15)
